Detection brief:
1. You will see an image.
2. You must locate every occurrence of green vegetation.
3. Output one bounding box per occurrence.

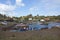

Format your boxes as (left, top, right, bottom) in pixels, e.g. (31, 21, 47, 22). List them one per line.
(0, 14, 60, 22)
(10, 15, 60, 22)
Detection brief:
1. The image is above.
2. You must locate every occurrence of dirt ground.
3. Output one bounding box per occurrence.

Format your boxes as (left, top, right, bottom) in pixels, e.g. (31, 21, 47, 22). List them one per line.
(0, 27, 60, 40)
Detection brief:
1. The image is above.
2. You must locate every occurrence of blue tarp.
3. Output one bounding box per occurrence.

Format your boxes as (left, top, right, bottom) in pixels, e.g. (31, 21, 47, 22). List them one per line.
(28, 22, 60, 30)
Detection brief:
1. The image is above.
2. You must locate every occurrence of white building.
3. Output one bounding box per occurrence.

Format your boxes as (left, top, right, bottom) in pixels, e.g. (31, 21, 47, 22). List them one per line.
(29, 18, 32, 21)
(40, 19, 45, 22)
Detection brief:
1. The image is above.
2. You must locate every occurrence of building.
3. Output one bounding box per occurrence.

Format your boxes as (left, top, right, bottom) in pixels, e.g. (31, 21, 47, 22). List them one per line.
(44, 18, 50, 21)
(40, 19, 45, 22)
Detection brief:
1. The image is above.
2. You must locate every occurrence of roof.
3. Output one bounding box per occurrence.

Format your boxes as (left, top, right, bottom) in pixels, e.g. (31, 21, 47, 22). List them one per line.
(44, 18, 50, 21)
(40, 19, 45, 22)
(16, 23, 28, 27)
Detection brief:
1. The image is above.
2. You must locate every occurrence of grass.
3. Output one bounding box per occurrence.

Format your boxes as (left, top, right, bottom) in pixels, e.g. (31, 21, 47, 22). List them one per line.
(0, 27, 60, 40)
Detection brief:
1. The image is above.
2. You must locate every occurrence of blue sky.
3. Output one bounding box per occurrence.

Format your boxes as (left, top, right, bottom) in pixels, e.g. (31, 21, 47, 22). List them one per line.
(0, 0, 60, 17)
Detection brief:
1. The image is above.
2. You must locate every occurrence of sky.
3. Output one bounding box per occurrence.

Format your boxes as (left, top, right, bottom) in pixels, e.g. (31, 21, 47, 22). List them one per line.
(0, 0, 60, 17)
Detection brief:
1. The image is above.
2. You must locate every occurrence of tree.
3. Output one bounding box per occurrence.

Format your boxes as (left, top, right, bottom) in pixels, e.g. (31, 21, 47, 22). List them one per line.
(27, 14, 32, 18)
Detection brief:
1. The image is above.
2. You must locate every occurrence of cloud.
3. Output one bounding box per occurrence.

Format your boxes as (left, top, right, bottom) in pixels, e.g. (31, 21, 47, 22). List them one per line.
(0, 0, 25, 17)
(29, 7, 39, 11)
(16, 0, 25, 6)
(29, 7, 40, 15)
(0, 3, 16, 17)
(0, 4, 16, 11)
